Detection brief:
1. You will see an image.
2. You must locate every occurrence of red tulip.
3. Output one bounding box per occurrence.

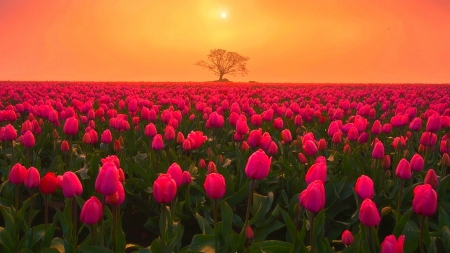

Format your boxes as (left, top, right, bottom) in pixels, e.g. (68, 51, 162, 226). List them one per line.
(247, 129, 262, 148)
(298, 153, 307, 164)
(381, 235, 405, 253)
(260, 132, 272, 150)
(268, 141, 278, 155)
(151, 134, 164, 150)
(9, 163, 27, 185)
(410, 154, 424, 172)
(198, 159, 206, 168)
(273, 117, 283, 130)
(24, 167, 40, 189)
(299, 180, 325, 213)
(372, 141, 384, 159)
(144, 123, 157, 138)
(163, 125, 175, 141)
(80, 196, 103, 225)
(281, 129, 292, 143)
(359, 198, 380, 227)
(167, 163, 183, 188)
(22, 131, 35, 148)
(317, 138, 327, 150)
(186, 131, 207, 149)
(245, 149, 272, 180)
(371, 120, 382, 135)
(204, 173, 226, 199)
(412, 184, 437, 217)
(176, 132, 185, 144)
(40, 172, 58, 195)
(106, 182, 125, 206)
(382, 155, 391, 169)
(207, 112, 224, 128)
(332, 131, 343, 144)
(341, 230, 354, 246)
(114, 140, 121, 152)
(409, 117, 422, 131)
(236, 117, 249, 135)
(419, 132, 437, 147)
(61, 140, 70, 152)
(426, 114, 441, 132)
(153, 174, 177, 204)
(305, 162, 327, 185)
(355, 175, 374, 199)
(182, 171, 192, 185)
(4, 124, 17, 141)
(250, 114, 262, 127)
(62, 171, 83, 198)
(95, 162, 119, 196)
(207, 161, 217, 174)
(424, 169, 438, 189)
(246, 226, 254, 240)
(396, 158, 411, 179)
(63, 117, 78, 136)
(347, 127, 359, 141)
(101, 155, 121, 168)
(303, 140, 318, 156)
(294, 115, 303, 126)
(101, 129, 112, 144)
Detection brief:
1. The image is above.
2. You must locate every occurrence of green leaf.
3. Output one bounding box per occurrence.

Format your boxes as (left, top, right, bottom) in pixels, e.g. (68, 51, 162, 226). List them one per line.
(41, 213, 59, 248)
(0, 205, 15, 236)
(278, 206, 296, 242)
(50, 238, 66, 253)
(77, 245, 115, 253)
(313, 209, 326, 238)
(194, 213, 213, 235)
(439, 206, 450, 228)
(442, 226, 450, 253)
(248, 240, 292, 253)
(403, 220, 419, 253)
(40, 248, 61, 253)
(150, 238, 171, 253)
(220, 201, 233, 238)
(0, 227, 14, 253)
(393, 208, 413, 237)
(18, 249, 33, 253)
(187, 235, 215, 252)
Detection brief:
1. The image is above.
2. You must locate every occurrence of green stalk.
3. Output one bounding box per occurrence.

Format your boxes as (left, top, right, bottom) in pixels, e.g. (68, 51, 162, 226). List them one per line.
(14, 184, 19, 212)
(419, 215, 426, 253)
(214, 199, 218, 253)
(395, 179, 405, 224)
(367, 226, 377, 253)
(28, 188, 33, 228)
(309, 212, 315, 253)
(243, 180, 255, 229)
(91, 225, 95, 246)
(100, 196, 105, 247)
(72, 198, 77, 245)
(45, 194, 49, 230)
(161, 204, 166, 245)
(112, 205, 117, 249)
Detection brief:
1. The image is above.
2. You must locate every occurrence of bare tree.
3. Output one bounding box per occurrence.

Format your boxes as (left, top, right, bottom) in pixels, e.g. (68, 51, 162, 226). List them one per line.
(195, 49, 249, 81)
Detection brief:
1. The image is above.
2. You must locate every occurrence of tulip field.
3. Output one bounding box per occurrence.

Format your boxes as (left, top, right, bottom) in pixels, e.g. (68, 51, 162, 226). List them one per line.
(1, 81, 450, 253)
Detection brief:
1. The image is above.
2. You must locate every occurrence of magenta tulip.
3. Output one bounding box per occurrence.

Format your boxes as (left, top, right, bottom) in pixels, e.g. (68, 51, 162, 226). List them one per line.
(204, 173, 226, 199)
(245, 149, 272, 180)
(412, 184, 437, 217)
(355, 175, 374, 199)
(80, 196, 103, 225)
(153, 174, 177, 204)
(299, 180, 325, 213)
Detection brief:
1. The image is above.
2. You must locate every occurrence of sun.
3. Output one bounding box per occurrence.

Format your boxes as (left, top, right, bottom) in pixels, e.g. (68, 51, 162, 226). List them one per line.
(221, 13, 227, 18)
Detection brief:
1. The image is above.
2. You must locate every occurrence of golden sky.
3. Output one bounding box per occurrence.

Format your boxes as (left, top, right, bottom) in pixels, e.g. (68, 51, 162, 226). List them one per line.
(1, 0, 449, 83)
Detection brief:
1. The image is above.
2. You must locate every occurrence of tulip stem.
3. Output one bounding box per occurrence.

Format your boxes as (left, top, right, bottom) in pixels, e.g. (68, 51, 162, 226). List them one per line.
(214, 199, 218, 253)
(100, 196, 105, 247)
(366, 226, 376, 253)
(11, 141, 14, 165)
(72, 198, 77, 245)
(45, 194, 48, 230)
(91, 225, 94, 246)
(244, 180, 255, 229)
(395, 179, 405, 224)
(161, 204, 166, 245)
(14, 184, 19, 212)
(29, 188, 33, 228)
(112, 205, 117, 249)
(419, 215, 426, 253)
(309, 211, 315, 253)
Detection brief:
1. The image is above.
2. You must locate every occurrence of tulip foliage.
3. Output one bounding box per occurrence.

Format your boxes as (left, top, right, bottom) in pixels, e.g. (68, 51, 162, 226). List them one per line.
(0, 82, 449, 253)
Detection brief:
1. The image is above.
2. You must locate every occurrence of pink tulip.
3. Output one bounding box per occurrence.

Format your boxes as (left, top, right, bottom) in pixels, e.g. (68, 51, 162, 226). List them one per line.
(144, 123, 157, 138)
(95, 162, 119, 196)
(303, 140, 318, 156)
(299, 180, 325, 213)
(424, 169, 438, 189)
(101, 129, 112, 144)
(372, 141, 384, 159)
(305, 162, 327, 185)
(359, 198, 380, 227)
(426, 114, 441, 132)
(412, 184, 437, 217)
(396, 158, 411, 179)
(247, 129, 262, 148)
(245, 149, 272, 180)
(80, 196, 103, 225)
(341, 230, 354, 246)
(281, 129, 292, 143)
(63, 117, 78, 136)
(106, 182, 125, 206)
(236, 117, 249, 135)
(273, 117, 283, 130)
(9, 163, 27, 185)
(204, 173, 226, 199)
(381, 235, 405, 253)
(355, 175, 374, 199)
(62, 171, 83, 198)
(410, 154, 424, 172)
(167, 163, 183, 188)
(24, 167, 40, 189)
(187, 131, 207, 149)
(151, 134, 164, 150)
(182, 171, 192, 185)
(153, 174, 177, 204)
(22, 131, 35, 148)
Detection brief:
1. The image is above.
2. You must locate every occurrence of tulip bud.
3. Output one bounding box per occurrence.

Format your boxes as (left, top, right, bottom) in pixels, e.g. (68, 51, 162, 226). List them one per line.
(294, 203, 301, 215)
(341, 230, 354, 246)
(303, 140, 318, 156)
(105, 182, 125, 206)
(114, 140, 121, 152)
(95, 162, 120, 196)
(53, 129, 59, 140)
(80, 196, 103, 225)
(207, 147, 213, 157)
(204, 173, 226, 199)
(268, 141, 278, 155)
(424, 169, 438, 189)
(305, 162, 327, 185)
(372, 141, 384, 159)
(298, 153, 307, 164)
(63, 117, 78, 136)
(245, 226, 254, 240)
(61, 140, 70, 152)
(241, 141, 250, 151)
(381, 206, 392, 216)
(198, 159, 206, 169)
(343, 144, 351, 154)
(22, 131, 35, 148)
(410, 154, 424, 172)
(442, 153, 450, 167)
(207, 161, 217, 174)
(182, 171, 192, 185)
(151, 134, 164, 150)
(382, 155, 391, 170)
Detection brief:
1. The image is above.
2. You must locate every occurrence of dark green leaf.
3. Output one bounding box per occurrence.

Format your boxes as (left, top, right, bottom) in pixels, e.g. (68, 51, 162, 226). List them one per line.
(0, 227, 14, 253)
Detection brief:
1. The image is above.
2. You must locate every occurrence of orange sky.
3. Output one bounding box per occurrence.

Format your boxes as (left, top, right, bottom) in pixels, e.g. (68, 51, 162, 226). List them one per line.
(1, 0, 449, 83)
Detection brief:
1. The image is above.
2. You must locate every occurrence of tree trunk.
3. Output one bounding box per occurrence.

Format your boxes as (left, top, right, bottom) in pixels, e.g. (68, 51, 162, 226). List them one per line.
(219, 73, 224, 81)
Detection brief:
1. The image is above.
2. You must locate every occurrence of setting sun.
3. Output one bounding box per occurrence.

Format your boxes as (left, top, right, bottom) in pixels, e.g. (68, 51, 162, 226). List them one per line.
(221, 12, 227, 18)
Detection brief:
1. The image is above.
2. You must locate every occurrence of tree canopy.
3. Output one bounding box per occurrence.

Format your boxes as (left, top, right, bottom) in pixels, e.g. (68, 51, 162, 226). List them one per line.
(195, 49, 249, 81)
